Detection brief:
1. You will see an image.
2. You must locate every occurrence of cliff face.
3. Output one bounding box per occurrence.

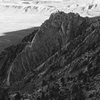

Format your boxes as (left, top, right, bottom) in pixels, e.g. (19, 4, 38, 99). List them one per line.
(7, 12, 86, 85)
(0, 29, 38, 85)
(1, 11, 100, 100)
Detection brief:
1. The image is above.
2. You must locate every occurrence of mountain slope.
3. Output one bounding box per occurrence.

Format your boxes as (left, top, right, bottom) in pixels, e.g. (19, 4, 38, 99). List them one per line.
(6, 12, 86, 86)
(1, 11, 100, 100)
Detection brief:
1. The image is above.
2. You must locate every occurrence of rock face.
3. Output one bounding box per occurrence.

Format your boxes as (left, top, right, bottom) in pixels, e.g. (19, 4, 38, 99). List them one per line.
(0, 29, 38, 85)
(1, 11, 100, 100)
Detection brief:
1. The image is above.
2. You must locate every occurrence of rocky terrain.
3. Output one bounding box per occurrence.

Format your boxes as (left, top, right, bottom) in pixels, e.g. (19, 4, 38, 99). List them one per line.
(1, 11, 100, 100)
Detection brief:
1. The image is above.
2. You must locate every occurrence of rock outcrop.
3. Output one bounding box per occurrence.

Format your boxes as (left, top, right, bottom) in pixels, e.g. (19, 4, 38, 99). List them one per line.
(0, 29, 38, 85)
(1, 11, 100, 100)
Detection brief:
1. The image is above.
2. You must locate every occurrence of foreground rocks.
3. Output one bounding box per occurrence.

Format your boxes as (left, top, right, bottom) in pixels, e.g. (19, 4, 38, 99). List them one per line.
(0, 12, 100, 100)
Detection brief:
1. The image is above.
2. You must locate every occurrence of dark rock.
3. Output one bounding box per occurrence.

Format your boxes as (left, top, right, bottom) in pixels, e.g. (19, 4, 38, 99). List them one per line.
(0, 28, 38, 85)
(0, 87, 10, 100)
(14, 92, 22, 100)
(1, 11, 100, 100)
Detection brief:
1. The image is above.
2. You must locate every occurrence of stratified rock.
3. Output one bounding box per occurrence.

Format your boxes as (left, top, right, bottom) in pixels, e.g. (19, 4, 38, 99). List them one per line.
(1, 11, 100, 100)
(0, 29, 38, 85)
(7, 12, 87, 85)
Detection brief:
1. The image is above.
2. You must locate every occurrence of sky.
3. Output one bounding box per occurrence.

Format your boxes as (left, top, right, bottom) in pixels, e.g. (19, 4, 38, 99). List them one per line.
(40, 0, 63, 1)
(1, 0, 100, 36)
(0, 0, 63, 2)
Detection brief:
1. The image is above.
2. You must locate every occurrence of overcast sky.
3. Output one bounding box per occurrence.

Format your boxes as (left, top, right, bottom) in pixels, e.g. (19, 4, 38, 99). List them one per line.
(0, 0, 63, 2)
(39, 0, 63, 1)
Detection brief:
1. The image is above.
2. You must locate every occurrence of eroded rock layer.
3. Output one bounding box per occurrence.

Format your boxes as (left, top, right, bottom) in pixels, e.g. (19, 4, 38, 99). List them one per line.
(1, 12, 100, 100)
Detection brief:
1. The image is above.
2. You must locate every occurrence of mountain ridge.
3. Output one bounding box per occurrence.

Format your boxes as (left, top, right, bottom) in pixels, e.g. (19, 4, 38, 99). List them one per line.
(1, 11, 100, 100)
